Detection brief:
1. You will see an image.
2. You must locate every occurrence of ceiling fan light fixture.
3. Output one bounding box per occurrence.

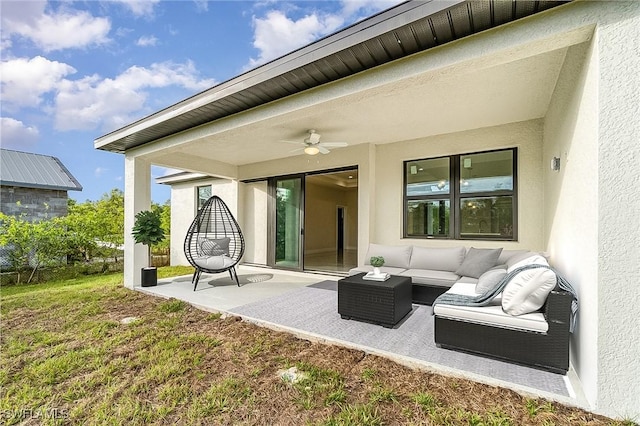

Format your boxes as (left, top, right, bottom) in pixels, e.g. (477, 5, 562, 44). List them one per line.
(304, 146, 320, 155)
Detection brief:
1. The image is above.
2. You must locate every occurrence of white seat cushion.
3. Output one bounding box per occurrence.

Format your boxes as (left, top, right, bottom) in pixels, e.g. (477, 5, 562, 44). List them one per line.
(433, 303, 548, 333)
(193, 255, 236, 270)
(399, 269, 460, 287)
(434, 283, 547, 332)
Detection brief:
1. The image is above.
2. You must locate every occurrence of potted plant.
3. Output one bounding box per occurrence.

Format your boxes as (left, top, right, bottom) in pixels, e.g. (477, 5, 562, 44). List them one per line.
(132, 210, 166, 287)
(370, 256, 385, 276)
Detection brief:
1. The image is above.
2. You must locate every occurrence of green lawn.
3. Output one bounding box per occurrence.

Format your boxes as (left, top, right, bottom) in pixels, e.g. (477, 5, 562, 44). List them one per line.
(0, 269, 632, 425)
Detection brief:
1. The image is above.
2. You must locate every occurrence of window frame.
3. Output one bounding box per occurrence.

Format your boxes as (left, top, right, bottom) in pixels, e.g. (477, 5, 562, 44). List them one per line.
(403, 148, 518, 241)
(196, 184, 212, 212)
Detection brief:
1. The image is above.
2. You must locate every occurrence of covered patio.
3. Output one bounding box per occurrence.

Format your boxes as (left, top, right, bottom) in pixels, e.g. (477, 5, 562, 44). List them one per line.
(95, 1, 640, 418)
(138, 266, 588, 410)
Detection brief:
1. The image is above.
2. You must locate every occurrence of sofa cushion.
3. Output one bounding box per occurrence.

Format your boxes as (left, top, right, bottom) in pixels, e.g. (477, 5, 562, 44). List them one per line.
(364, 244, 412, 269)
(399, 269, 460, 288)
(455, 247, 503, 278)
(506, 253, 549, 272)
(475, 268, 507, 294)
(199, 237, 230, 256)
(193, 255, 235, 270)
(435, 283, 547, 332)
(497, 250, 529, 265)
(456, 276, 479, 285)
(434, 301, 548, 333)
(409, 246, 466, 272)
(349, 266, 408, 276)
(502, 267, 556, 316)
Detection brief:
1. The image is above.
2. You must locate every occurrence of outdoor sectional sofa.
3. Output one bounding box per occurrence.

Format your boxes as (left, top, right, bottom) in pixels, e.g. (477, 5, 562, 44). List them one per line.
(349, 244, 574, 373)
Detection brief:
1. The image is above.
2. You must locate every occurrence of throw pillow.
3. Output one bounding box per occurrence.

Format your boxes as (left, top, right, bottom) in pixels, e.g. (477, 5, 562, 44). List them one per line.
(506, 253, 549, 273)
(475, 267, 507, 295)
(455, 247, 503, 279)
(502, 267, 557, 316)
(199, 237, 230, 256)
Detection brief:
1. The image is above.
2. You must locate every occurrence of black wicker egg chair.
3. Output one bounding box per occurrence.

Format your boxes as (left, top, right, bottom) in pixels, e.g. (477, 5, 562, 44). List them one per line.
(184, 196, 245, 291)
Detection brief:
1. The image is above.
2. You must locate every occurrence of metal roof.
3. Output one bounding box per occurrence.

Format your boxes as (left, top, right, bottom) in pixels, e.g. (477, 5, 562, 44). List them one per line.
(96, 0, 570, 153)
(0, 149, 83, 191)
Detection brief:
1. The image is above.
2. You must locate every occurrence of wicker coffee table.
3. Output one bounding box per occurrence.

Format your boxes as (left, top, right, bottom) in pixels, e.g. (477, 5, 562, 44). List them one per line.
(338, 273, 412, 328)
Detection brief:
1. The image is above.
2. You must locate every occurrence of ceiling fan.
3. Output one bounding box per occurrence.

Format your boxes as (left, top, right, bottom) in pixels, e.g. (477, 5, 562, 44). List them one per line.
(281, 129, 348, 155)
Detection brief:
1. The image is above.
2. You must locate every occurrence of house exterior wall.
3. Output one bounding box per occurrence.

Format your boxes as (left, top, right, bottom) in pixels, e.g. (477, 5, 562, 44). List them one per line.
(239, 181, 268, 264)
(0, 186, 69, 221)
(543, 39, 599, 409)
(593, 2, 640, 418)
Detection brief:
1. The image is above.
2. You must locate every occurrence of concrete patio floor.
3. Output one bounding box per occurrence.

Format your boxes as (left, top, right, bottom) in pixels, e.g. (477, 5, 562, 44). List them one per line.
(136, 264, 589, 411)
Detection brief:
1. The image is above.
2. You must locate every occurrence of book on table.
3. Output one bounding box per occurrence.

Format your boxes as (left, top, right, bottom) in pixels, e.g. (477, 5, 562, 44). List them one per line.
(363, 271, 390, 281)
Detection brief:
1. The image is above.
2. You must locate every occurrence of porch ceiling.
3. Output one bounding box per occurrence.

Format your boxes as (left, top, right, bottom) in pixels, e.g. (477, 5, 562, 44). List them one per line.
(96, 0, 572, 161)
(147, 44, 569, 171)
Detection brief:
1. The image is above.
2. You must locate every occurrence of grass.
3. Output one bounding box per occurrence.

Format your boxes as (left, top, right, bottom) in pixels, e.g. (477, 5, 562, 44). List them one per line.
(0, 269, 635, 425)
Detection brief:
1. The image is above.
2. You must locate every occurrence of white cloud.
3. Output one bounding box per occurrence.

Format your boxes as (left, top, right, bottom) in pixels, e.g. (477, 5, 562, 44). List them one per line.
(246, 1, 400, 69)
(54, 61, 216, 131)
(247, 10, 344, 69)
(113, 0, 161, 17)
(94, 167, 108, 178)
(0, 56, 76, 109)
(1, 3, 111, 52)
(136, 35, 158, 47)
(0, 117, 40, 149)
(193, 1, 209, 13)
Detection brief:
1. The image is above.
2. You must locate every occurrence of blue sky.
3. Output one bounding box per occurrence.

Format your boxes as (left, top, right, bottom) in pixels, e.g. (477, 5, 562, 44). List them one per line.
(1, 0, 400, 203)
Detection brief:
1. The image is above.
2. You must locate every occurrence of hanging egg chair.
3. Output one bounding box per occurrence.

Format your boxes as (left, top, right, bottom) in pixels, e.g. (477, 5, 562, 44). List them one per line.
(183, 196, 245, 291)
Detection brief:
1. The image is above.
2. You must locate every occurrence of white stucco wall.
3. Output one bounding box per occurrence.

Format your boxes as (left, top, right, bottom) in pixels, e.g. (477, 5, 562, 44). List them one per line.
(375, 120, 545, 251)
(543, 39, 599, 410)
(542, 1, 640, 417)
(240, 181, 268, 265)
(594, 2, 640, 418)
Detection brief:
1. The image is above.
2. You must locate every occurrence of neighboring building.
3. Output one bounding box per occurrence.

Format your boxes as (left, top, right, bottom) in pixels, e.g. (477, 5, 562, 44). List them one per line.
(0, 149, 82, 221)
(0, 149, 83, 268)
(95, 1, 640, 418)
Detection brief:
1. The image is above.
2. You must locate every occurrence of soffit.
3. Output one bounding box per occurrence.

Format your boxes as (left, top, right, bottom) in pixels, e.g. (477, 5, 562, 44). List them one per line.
(147, 45, 569, 169)
(95, 0, 570, 154)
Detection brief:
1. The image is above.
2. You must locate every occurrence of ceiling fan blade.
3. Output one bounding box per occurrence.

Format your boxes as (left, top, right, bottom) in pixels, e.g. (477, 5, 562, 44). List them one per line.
(319, 142, 348, 148)
(289, 147, 304, 153)
(318, 146, 330, 154)
(280, 140, 304, 145)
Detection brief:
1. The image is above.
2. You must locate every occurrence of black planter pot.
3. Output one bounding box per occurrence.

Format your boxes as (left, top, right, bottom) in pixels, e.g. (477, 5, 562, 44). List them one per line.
(141, 267, 157, 287)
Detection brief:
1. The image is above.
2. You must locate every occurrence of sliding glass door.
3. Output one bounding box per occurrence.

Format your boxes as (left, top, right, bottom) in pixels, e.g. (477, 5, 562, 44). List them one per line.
(272, 176, 304, 270)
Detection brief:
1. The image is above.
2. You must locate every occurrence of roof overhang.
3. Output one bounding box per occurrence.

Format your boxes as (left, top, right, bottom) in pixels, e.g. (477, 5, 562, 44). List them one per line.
(95, 0, 571, 154)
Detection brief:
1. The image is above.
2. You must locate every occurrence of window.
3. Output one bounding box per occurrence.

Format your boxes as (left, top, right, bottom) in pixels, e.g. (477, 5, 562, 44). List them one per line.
(196, 185, 211, 211)
(404, 148, 517, 240)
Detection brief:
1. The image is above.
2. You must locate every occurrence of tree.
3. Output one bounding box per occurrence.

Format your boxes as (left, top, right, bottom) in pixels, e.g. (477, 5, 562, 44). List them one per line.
(64, 199, 99, 262)
(151, 201, 171, 255)
(0, 213, 32, 283)
(131, 210, 165, 267)
(27, 218, 67, 282)
(0, 213, 66, 283)
(93, 189, 125, 262)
